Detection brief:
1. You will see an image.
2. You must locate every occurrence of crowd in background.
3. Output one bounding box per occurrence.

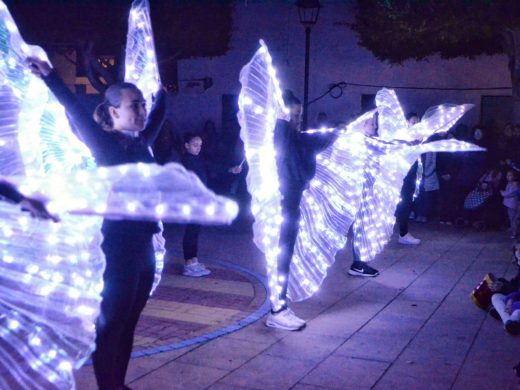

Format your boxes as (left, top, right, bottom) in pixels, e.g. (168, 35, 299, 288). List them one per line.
(155, 113, 520, 236)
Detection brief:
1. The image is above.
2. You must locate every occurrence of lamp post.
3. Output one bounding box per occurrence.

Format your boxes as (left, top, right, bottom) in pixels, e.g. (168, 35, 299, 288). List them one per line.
(296, 0, 320, 130)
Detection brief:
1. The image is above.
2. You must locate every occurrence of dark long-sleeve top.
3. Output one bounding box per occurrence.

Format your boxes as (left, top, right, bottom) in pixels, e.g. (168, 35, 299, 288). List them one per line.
(274, 119, 337, 194)
(181, 153, 208, 185)
(0, 180, 23, 203)
(43, 71, 167, 235)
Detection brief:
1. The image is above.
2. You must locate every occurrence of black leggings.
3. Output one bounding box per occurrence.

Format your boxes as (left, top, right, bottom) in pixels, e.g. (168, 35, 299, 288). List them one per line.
(183, 224, 201, 260)
(93, 232, 156, 390)
(276, 189, 303, 309)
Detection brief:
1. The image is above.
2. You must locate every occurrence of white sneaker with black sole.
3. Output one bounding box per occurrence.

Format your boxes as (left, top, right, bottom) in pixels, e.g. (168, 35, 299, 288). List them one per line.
(348, 263, 380, 277)
(265, 308, 306, 331)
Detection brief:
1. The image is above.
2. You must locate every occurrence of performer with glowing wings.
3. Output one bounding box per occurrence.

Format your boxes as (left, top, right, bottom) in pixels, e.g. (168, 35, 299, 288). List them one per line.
(0, 1, 236, 389)
(238, 41, 483, 331)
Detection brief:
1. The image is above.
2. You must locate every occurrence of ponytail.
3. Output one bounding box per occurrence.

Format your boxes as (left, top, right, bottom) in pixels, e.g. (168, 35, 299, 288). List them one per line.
(93, 102, 114, 131)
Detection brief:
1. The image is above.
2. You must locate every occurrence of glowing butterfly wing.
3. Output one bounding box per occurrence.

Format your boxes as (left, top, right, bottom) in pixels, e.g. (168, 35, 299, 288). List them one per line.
(410, 104, 474, 141)
(20, 163, 238, 225)
(375, 88, 409, 141)
(350, 91, 483, 264)
(0, 2, 103, 389)
(238, 40, 287, 307)
(0, 20, 93, 177)
(286, 115, 374, 301)
(0, 206, 103, 390)
(125, 0, 161, 111)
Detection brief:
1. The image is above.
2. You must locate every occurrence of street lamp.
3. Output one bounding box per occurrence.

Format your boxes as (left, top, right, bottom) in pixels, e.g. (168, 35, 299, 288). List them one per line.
(296, 0, 320, 130)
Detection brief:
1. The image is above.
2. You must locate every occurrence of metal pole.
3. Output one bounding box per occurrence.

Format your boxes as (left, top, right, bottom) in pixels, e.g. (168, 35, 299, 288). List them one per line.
(303, 25, 311, 130)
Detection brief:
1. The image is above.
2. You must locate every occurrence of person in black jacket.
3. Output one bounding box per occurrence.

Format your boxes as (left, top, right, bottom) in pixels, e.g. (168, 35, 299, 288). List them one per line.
(180, 132, 242, 277)
(265, 91, 336, 331)
(0, 178, 58, 221)
(28, 57, 166, 390)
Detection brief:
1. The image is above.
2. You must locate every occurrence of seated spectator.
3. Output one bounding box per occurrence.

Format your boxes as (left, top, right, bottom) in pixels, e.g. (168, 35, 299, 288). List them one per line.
(437, 131, 459, 224)
(491, 289, 520, 334)
(456, 167, 503, 230)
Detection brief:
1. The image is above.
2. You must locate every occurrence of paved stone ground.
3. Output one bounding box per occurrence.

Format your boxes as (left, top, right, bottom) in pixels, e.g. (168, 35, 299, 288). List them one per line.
(75, 221, 520, 390)
(133, 258, 266, 353)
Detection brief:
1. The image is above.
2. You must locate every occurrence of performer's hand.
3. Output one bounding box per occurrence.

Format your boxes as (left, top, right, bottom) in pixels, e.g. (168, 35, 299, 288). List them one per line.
(20, 197, 59, 222)
(505, 299, 513, 314)
(26, 57, 52, 77)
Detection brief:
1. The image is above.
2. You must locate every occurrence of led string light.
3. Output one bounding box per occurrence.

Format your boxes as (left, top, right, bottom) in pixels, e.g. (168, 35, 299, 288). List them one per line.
(238, 41, 484, 307)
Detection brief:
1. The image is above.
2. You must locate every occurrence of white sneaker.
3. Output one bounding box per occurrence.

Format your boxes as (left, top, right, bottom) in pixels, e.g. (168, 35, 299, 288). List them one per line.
(183, 263, 211, 277)
(265, 308, 306, 331)
(398, 232, 421, 245)
(285, 308, 306, 326)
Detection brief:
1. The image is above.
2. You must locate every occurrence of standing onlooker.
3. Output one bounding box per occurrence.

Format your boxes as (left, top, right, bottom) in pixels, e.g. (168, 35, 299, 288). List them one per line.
(415, 151, 439, 222)
(501, 170, 520, 239)
(314, 111, 330, 128)
(395, 112, 421, 245)
(493, 122, 515, 166)
(181, 133, 212, 277)
(437, 132, 460, 224)
(152, 119, 182, 164)
(200, 119, 220, 163)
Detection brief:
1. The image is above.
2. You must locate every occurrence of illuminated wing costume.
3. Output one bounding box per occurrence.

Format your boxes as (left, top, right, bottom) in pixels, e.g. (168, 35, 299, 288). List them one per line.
(0, 1, 236, 389)
(238, 41, 483, 307)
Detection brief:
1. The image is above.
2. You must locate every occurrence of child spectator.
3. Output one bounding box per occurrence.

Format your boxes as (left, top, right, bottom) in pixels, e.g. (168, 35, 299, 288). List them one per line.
(415, 152, 439, 222)
(501, 170, 520, 239)
(491, 289, 520, 334)
(181, 133, 242, 276)
(181, 133, 212, 277)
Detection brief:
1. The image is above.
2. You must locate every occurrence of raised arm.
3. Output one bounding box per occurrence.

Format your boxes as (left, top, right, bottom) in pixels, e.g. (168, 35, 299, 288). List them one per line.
(142, 89, 167, 146)
(28, 57, 116, 156)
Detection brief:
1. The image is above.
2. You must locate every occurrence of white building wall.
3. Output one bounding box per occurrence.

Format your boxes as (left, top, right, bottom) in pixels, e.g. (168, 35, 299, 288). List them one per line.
(170, 1, 510, 132)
